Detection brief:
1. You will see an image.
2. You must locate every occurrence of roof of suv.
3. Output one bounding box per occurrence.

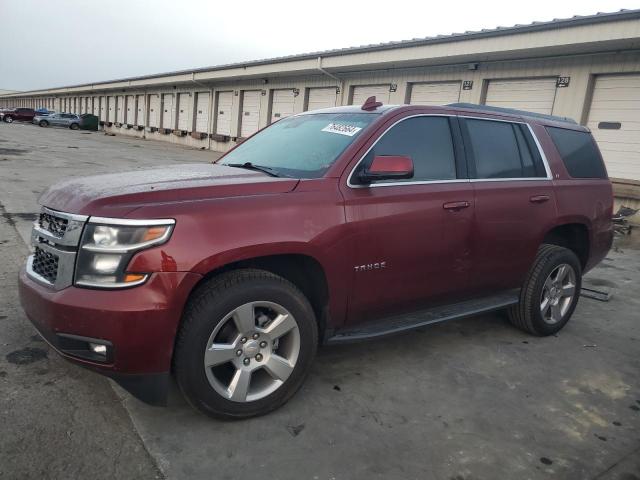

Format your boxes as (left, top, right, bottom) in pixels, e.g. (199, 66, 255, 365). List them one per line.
(302, 101, 587, 131)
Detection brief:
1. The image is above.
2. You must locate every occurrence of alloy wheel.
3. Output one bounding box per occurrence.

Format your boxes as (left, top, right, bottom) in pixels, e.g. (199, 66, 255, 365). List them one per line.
(540, 263, 577, 324)
(203, 301, 300, 402)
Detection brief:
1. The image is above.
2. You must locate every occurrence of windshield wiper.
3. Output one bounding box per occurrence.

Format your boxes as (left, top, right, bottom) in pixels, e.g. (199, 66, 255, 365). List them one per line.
(225, 162, 280, 177)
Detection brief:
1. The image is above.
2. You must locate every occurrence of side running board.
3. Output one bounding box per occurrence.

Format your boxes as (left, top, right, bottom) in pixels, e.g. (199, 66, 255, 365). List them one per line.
(326, 290, 520, 344)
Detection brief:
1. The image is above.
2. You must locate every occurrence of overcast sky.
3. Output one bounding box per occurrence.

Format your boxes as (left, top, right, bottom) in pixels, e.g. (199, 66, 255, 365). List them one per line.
(1, 0, 637, 91)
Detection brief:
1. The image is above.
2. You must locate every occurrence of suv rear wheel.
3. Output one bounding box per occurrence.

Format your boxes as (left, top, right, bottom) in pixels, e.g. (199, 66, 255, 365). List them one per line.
(508, 244, 582, 336)
(4, 116, 13, 123)
(69, 123, 79, 130)
(174, 269, 318, 419)
(39, 120, 49, 127)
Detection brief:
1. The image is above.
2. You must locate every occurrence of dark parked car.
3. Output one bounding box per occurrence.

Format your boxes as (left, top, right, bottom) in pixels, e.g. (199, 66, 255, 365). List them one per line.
(35, 113, 81, 129)
(2, 107, 39, 123)
(19, 98, 613, 419)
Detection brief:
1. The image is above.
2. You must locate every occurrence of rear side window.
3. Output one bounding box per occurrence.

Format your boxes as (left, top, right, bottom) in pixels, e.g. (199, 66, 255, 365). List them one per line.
(546, 127, 607, 179)
(359, 116, 457, 183)
(463, 119, 546, 179)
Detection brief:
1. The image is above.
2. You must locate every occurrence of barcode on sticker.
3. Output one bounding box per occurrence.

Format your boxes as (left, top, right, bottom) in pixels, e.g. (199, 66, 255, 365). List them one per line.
(321, 123, 362, 136)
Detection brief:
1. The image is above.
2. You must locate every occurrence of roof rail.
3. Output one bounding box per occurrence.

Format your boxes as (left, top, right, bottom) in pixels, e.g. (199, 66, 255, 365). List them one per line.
(448, 102, 577, 124)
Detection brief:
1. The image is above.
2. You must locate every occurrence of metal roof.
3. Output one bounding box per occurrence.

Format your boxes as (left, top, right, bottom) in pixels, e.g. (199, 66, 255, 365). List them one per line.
(4, 8, 640, 95)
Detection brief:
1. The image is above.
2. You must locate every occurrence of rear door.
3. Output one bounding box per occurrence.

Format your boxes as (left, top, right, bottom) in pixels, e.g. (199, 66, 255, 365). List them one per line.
(459, 116, 555, 294)
(341, 114, 473, 324)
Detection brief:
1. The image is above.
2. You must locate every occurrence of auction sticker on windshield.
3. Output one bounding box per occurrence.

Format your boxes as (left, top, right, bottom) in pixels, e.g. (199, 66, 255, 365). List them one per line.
(321, 123, 362, 136)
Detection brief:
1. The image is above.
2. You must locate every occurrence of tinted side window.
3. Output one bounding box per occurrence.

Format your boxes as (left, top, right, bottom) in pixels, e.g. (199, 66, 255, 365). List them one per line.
(362, 116, 457, 183)
(546, 127, 607, 179)
(464, 119, 546, 179)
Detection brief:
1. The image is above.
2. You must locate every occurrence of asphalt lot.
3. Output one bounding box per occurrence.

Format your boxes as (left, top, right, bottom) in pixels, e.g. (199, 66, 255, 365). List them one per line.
(1, 121, 639, 480)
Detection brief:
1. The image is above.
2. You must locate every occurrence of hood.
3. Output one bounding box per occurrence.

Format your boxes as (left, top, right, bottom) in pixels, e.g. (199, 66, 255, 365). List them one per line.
(39, 163, 299, 217)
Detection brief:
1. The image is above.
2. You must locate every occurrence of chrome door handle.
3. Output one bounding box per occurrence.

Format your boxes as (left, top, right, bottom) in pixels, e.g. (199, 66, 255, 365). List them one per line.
(443, 201, 470, 211)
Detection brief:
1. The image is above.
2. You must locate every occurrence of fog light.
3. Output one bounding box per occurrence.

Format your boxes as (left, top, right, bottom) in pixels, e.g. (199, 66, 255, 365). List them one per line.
(89, 343, 107, 356)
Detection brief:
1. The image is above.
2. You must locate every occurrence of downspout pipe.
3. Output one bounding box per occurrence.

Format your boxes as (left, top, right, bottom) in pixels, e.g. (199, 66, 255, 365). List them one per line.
(317, 57, 345, 104)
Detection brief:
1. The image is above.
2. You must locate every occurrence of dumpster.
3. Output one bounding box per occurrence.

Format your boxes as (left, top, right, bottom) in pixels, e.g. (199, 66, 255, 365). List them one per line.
(79, 114, 99, 131)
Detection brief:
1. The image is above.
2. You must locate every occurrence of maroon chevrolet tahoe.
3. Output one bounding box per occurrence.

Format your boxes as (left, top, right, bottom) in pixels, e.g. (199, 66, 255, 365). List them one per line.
(19, 99, 613, 418)
(2, 108, 39, 123)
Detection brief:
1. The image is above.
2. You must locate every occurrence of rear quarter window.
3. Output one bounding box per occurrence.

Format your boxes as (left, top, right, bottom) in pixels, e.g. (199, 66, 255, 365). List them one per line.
(546, 127, 607, 179)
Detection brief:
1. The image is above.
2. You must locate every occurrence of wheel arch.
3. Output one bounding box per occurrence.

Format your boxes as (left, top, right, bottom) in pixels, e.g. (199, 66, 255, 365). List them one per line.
(541, 222, 590, 269)
(187, 253, 331, 339)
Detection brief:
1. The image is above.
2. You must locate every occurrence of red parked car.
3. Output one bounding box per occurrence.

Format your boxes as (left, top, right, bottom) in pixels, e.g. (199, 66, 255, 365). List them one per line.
(2, 107, 39, 123)
(19, 99, 613, 418)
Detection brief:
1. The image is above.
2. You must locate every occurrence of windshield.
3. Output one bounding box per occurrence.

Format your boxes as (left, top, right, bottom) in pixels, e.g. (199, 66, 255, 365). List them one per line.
(219, 113, 377, 178)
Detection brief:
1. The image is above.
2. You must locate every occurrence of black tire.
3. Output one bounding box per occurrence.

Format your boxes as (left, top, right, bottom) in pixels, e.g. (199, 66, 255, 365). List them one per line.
(508, 244, 582, 336)
(70, 123, 79, 130)
(174, 269, 318, 419)
(4, 116, 14, 123)
(39, 120, 48, 127)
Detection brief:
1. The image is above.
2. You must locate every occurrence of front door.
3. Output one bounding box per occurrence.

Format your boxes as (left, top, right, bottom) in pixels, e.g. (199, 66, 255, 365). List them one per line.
(341, 115, 473, 325)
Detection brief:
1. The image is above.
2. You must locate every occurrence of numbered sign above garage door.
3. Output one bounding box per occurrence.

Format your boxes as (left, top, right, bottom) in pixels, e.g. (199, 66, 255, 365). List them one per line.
(195, 92, 210, 133)
(216, 91, 234, 136)
(270, 89, 295, 123)
(240, 90, 262, 138)
(587, 73, 640, 181)
(484, 78, 557, 114)
(307, 87, 338, 111)
(125, 95, 135, 124)
(162, 93, 174, 129)
(351, 85, 391, 105)
(177, 93, 192, 131)
(136, 94, 145, 126)
(409, 82, 461, 106)
(148, 94, 160, 128)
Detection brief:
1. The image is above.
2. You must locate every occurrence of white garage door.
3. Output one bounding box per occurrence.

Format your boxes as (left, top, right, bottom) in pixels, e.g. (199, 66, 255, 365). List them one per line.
(125, 95, 135, 124)
(177, 93, 192, 131)
(92, 97, 100, 116)
(216, 91, 234, 136)
(409, 82, 461, 106)
(195, 92, 210, 133)
(136, 94, 145, 126)
(351, 85, 391, 105)
(100, 97, 107, 121)
(587, 74, 640, 180)
(307, 87, 338, 111)
(484, 78, 557, 114)
(240, 90, 262, 137)
(162, 93, 174, 129)
(149, 94, 160, 128)
(270, 89, 295, 123)
(117, 96, 126, 123)
(107, 96, 115, 122)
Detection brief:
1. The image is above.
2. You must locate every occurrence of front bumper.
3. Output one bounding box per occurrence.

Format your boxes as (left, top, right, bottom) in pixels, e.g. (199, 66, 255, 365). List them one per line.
(19, 268, 201, 405)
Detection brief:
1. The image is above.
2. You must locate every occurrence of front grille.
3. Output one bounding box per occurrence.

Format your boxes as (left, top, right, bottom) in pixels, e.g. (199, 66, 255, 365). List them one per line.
(39, 211, 69, 237)
(32, 246, 59, 284)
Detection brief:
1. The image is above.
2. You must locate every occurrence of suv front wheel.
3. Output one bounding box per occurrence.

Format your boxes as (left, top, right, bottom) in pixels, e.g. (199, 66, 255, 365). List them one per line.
(174, 269, 318, 419)
(508, 244, 582, 336)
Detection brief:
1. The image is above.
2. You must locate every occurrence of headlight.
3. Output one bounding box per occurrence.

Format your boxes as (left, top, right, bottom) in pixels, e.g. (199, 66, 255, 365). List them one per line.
(75, 217, 175, 288)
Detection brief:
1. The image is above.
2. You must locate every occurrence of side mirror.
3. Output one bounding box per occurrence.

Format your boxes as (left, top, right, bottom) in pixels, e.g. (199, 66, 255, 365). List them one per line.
(359, 155, 414, 184)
